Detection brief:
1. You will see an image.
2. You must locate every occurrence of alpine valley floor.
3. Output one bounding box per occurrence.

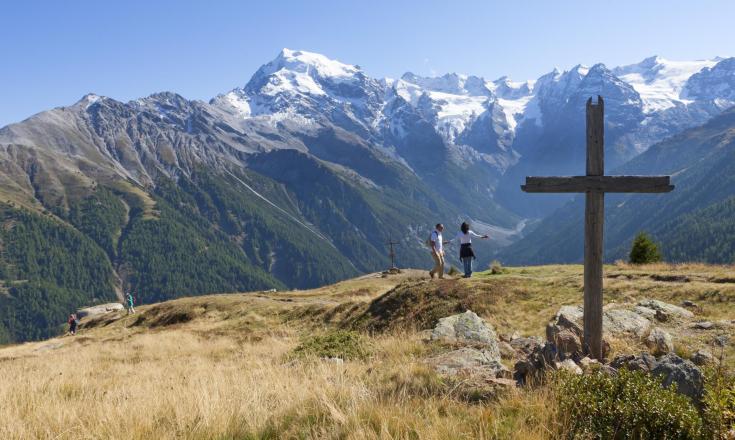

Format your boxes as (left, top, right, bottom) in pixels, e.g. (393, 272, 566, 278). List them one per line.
(1, 263, 734, 439)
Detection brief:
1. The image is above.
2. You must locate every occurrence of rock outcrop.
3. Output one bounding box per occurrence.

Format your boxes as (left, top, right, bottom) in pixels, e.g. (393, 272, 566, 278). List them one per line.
(429, 348, 511, 379)
(645, 327, 674, 355)
(610, 353, 658, 373)
(652, 354, 705, 403)
(431, 311, 501, 360)
(636, 299, 694, 320)
(429, 311, 507, 379)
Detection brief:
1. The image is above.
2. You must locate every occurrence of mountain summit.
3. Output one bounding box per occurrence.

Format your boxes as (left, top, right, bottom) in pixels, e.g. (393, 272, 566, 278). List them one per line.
(1, 49, 735, 343)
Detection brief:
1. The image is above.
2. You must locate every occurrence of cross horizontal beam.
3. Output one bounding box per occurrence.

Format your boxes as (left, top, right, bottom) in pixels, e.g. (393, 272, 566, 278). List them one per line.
(521, 175, 674, 193)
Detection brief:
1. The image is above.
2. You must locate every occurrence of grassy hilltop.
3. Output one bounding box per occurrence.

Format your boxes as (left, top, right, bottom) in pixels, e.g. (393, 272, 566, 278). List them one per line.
(0, 263, 734, 439)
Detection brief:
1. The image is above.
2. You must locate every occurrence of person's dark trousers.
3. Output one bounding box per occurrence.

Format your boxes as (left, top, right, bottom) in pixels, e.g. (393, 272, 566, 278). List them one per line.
(462, 257, 473, 277)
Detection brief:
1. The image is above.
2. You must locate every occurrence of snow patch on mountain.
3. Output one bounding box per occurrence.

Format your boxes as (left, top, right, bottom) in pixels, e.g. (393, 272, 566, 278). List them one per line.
(613, 56, 718, 113)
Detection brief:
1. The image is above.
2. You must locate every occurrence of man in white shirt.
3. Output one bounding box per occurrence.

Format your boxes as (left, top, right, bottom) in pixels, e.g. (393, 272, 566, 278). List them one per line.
(429, 223, 446, 279)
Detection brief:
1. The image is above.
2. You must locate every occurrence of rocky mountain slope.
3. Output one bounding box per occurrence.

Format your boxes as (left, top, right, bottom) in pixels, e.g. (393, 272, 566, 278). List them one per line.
(2, 49, 735, 342)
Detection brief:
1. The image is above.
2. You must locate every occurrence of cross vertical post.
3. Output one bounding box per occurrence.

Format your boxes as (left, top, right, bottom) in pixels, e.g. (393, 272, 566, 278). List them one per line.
(520, 95, 674, 360)
(386, 237, 399, 270)
(584, 97, 605, 359)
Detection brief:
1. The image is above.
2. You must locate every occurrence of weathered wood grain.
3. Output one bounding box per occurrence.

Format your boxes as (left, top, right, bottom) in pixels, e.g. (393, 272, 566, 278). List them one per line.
(518, 95, 674, 360)
(586, 96, 604, 177)
(584, 191, 604, 359)
(521, 176, 674, 193)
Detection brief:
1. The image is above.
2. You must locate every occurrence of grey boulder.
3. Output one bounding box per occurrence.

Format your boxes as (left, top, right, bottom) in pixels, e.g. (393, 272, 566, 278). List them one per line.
(609, 352, 658, 373)
(431, 311, 500, 360)
(645, 327, 674, 355)
(637, 299, 694, 320)
(652, 353, 704, 403)
(429, 348, 511, 379)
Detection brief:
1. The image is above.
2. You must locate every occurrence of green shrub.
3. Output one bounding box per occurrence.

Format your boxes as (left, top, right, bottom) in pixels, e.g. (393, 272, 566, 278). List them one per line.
(556, 368, 703, 439)
(489, 260, 504, 275)
(291, 330, 370, 361)
(703, 364, 735, 439)
(629, 232, 662, 264)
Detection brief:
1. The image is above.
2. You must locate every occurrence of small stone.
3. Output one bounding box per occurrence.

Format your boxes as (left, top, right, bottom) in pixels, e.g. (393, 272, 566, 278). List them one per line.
(633, 306, 657, 320)
(600, 365, 618, 376)
(509, 336, 543, 356)
(682, 300, 697, 308)
(76, 302, 125, 319)
(645, 327, 674, 355)
(690, 349, 715, 366)
(637, 299, 694, 320)
(655, 310, 670, 322)
(610, 352, 658, 372)
(556, 359, 583, 375)
(325, 357, 344, 365)
(693, 321, 714, 330)
(578, 356, 600, 373)
(553, 329, 582, 357)
(715, 335, 730, 347)
(513, 342, 558, 385)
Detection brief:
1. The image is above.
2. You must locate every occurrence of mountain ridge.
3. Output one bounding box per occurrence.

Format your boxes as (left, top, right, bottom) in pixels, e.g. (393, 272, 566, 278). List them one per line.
(2, 49, 735, 343)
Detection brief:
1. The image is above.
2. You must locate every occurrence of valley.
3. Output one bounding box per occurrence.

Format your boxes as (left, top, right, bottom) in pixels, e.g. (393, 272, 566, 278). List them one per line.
(1, 49, 735, 343)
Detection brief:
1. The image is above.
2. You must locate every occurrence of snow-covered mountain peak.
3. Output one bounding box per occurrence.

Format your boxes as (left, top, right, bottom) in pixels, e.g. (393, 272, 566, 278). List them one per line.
(613, 55, 719, 112)
(243, 49, 365, 98)
(72, 93, 120, 112)
(491, 76, 534, 99)
(400, 72, 491, 97)
(271, 48, 360, 79)
(682, 57, 735, 105)
(570, 64, 590, 77)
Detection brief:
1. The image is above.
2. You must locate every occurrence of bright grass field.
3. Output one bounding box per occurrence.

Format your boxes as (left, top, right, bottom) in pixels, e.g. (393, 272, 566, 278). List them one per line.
(1, 263, 733, 439)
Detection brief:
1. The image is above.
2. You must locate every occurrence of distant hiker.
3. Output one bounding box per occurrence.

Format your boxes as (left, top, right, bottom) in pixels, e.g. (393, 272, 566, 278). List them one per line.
(67, 313, 78, 336)
(429, 223, 447, 279)
(449, 222, 489, 278)
(126, 292, 136, 314)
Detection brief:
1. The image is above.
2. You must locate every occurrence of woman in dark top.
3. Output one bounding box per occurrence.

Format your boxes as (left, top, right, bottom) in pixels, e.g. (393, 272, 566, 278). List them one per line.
(450, 222, 488, 278)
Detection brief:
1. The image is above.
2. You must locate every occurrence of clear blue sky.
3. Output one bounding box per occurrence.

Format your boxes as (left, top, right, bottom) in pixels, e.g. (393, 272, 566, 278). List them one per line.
(1, 0, 733, 127)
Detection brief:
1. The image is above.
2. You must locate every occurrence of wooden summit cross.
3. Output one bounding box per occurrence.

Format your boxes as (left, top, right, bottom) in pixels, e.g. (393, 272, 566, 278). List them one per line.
(386, 237, 399, 270)
(521, 96, 674, 360)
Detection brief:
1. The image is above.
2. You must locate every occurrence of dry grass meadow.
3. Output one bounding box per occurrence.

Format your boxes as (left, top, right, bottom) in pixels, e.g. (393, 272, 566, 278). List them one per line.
(0, 263, 733, 439)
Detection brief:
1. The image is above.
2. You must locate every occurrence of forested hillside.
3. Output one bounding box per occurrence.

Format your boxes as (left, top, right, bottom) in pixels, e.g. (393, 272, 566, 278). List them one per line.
(3, 49, 735, 343)
(0, 158, 459, 343)
(0, 204, 117, 343)
(499, 107, 735, 265)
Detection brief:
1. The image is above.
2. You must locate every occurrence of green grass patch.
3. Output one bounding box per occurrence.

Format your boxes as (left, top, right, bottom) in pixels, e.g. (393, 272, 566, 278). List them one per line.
(291, 330, 371, 361)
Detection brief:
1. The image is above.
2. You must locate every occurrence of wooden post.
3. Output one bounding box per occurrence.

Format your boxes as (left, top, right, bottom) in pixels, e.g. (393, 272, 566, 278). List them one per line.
(386, 237, 399, 270)
(522, 95, 673, 360)
(584, 96, 604, 359)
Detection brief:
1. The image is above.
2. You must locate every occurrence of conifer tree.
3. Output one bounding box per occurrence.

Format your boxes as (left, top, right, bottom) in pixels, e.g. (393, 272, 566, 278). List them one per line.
(629, 232, 662, 264)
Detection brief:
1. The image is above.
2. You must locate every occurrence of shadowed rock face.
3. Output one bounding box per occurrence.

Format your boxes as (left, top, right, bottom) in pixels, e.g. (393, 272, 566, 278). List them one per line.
(652, 354, 705, 403)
